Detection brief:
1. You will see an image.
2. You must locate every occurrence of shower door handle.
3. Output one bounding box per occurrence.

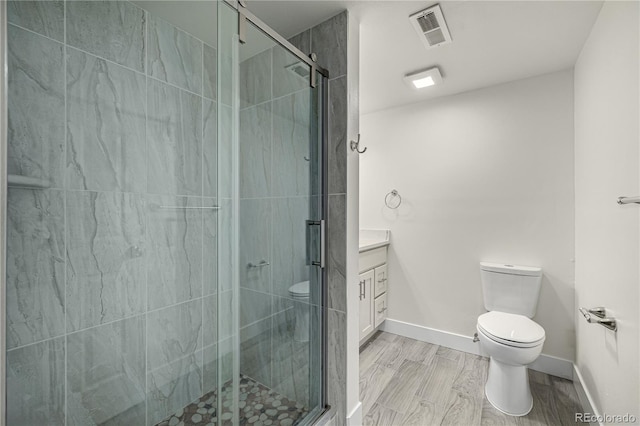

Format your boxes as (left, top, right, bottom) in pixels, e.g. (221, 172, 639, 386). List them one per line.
(306, 220, 325, 268)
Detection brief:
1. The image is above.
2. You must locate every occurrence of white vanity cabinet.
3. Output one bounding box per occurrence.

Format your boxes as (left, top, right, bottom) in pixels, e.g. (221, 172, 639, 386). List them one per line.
(358, 269, 375, 339)
(358, 246, 389, 344)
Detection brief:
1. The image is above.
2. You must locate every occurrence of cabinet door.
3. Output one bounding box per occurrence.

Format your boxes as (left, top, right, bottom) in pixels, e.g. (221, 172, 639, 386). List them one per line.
(359, 269, 375, 340)
(374, 293, 388, 328)
(374, 264, 388, 298)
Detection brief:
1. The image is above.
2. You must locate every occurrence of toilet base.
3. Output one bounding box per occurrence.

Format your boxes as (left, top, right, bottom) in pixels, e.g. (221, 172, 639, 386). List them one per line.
(485, 358, 533, 416)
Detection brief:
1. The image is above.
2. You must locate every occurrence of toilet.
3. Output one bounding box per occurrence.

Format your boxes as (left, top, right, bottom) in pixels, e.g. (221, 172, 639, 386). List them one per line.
(477, 262, 546, 416)
(288, 281, 310, 342)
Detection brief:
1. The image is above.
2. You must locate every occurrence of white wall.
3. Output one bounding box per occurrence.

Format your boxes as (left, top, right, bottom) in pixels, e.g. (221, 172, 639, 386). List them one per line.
(574, 0, 639, 418)
(360, 70, 576, 360)
(345, 11, 362, 426)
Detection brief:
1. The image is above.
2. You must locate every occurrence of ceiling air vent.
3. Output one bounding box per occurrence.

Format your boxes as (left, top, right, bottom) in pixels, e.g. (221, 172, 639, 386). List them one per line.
(410, 4, 452, 49)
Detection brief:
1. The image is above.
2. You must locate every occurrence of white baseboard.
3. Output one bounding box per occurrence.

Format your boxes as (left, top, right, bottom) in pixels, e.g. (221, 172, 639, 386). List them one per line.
(381, 318, 574, 380)
(346, 401, 362, 426)
(573, 365, 601, 426)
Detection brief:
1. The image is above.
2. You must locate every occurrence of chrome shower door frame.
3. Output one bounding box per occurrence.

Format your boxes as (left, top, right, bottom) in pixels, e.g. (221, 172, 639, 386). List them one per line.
(0, 0, 8, 423)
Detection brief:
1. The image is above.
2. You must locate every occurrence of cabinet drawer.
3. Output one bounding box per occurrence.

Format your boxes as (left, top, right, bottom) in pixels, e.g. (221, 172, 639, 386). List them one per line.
(374, 264, 388, 297)
(359, 247, 386, 273)
(374, 293, 387, 328)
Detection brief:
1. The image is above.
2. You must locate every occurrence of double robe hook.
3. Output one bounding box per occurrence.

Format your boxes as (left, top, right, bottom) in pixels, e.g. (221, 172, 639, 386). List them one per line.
(350, 134, 367, 154)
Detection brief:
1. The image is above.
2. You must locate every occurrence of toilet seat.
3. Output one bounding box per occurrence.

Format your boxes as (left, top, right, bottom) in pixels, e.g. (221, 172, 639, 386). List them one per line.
(288, 281, 310, 299)
(477, 311, 545, 348)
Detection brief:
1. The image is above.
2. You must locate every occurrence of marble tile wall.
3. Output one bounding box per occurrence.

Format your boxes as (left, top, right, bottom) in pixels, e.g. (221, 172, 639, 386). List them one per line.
(5, 2, 221, 424)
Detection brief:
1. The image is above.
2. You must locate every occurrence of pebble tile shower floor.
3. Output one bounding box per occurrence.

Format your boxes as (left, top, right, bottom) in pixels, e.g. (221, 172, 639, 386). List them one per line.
(156, 375, 308, 426)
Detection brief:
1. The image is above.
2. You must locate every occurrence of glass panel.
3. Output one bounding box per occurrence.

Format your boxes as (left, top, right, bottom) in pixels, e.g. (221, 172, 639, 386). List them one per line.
(228, 17, 325, 426)
(5, 1, 220, 425)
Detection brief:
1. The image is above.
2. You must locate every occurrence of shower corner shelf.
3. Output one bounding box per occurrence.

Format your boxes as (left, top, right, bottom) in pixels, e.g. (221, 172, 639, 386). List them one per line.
(7, 174, 51, 189)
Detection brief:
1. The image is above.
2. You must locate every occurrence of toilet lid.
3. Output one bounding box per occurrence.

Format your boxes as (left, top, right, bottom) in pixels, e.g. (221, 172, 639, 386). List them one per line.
(289, 281, 310, 296)
(477, 312, 545, 347)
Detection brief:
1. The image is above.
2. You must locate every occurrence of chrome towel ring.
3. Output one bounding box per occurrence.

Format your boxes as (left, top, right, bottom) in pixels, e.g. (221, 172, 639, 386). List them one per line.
(385, 190, 402, 209)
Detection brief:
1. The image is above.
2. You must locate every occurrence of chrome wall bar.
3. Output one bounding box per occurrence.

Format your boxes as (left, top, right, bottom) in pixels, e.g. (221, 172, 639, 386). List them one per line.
(617, 196, 640, 205)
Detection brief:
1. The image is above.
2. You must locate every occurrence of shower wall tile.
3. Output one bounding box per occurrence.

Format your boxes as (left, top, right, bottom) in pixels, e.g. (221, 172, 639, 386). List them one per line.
(202, 343, 218, 395)
(240, 317, 272, 387)
(327, 309, 347, 424)
(272, 35, 310, 98)
(66, 48, 147, 193)
(240, 288, 272, 327)
(271, 302, 310, 405)
(203, 99, 218, 199)
(66, 317, 146, 426)
(66, 0, 146, 73)
(146, 196, 203, 310)
(239, 102, 272, 198)
(328, 76, 348, 195)
(216, 198, 233, 293)
(6, 337, 66, 425)
(217, 105, 233, 199)
(239, 198, 271, 294)
(147, 300, 203, 371)
(147, 352, 203, 425)
(328, 195, 346, 313)
(239, 49, 272, 108)
(8, 0, 64, 42)
(147, 79, 203, 196)
(217, 290, 234, 341)
(203, 197, 219, 295)
(271, 197, 310, 298)
(203, 43, 218, 100)
(203, 294, 218, 347)
(6, 188, 65, 349)
(65, 191, 146, 332)
(288, 30, 311, 60)
(311, 11, 348, 78)
(7, 25, 65, 189)
(272, 91, 311, 197)
(148, 15, 203, 94)
(217, 4, 236, 107)
(209, 336, 234, 388)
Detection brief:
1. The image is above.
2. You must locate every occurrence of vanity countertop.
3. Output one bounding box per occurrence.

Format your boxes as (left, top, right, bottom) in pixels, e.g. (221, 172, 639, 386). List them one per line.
(359, 229, 390, 252)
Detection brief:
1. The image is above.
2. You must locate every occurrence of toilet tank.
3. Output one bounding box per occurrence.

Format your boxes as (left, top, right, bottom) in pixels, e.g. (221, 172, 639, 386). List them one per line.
(480, 262, 543, 318)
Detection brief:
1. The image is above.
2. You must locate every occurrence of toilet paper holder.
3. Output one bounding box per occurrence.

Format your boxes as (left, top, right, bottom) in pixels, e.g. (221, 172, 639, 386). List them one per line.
(579, 307, 617, 332)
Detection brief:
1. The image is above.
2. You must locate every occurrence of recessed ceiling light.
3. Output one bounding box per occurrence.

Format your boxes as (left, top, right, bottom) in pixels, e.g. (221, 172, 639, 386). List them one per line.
(404, 67, 443, 90)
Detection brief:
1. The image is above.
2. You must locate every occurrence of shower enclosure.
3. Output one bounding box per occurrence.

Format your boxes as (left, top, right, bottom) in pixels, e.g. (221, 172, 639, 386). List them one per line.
(0, 1, 328, 424)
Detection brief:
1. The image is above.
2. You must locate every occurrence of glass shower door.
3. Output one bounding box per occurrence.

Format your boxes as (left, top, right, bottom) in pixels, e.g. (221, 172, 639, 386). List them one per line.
(217, 2, 326, 424)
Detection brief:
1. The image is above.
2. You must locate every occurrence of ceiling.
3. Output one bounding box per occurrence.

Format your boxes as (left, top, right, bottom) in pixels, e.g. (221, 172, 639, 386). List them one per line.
(137, 0, 604, 115)
(247, 0, 603, 114)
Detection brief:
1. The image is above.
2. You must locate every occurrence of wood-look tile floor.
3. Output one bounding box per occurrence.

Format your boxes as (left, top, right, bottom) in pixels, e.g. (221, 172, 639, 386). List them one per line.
(360, 332, 583, 426)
